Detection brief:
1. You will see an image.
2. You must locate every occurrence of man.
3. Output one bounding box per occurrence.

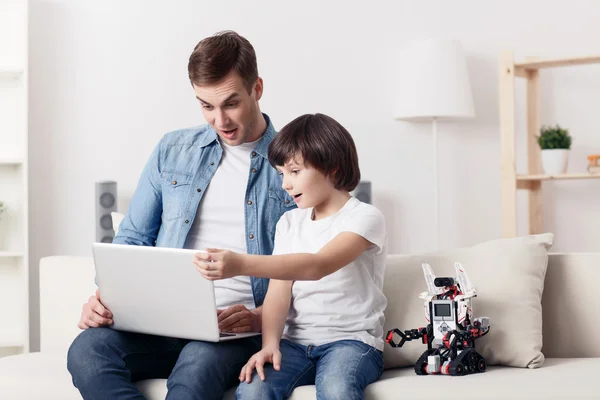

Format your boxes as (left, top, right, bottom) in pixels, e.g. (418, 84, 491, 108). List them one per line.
(67, 31, 295, 400)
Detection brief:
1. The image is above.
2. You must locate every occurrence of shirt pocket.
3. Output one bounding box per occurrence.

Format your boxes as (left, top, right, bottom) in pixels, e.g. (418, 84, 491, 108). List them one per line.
(160, 170, 193, 220)
(267, 188, 295, 234)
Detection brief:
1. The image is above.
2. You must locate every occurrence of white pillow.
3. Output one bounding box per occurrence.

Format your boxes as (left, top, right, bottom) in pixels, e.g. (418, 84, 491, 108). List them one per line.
(382, 233, 553, 369)
(111, 212, 125, 235)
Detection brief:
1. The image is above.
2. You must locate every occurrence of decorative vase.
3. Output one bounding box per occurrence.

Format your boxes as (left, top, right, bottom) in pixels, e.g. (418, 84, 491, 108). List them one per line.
(541, 149, 569, 175)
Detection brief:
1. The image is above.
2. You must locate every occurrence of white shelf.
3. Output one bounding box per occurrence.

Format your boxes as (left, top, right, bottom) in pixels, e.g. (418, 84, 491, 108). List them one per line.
(0, 159, 23, 166)
(0, 0, 29, 357)
(0, 67, 23, 80)
(0, 251, 23, 258)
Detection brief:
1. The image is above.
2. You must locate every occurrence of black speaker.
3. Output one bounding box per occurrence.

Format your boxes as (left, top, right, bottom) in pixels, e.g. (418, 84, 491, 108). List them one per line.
(95, 181, 117, 243)
(353, 181, 372, 204)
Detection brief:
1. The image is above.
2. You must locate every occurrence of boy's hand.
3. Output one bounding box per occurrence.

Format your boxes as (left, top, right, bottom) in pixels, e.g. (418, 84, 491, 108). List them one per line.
(194, 248, 243, 280)
(239, 345, 282, 383)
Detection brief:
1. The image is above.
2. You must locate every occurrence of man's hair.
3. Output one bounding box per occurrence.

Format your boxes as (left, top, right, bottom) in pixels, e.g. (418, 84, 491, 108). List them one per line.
(188, 31, 258, 93)
(269, 114, 361, 192)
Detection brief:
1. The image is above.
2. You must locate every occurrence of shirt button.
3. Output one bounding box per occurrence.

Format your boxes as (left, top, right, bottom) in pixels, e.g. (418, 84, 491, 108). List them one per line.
(249, 234, 254, 239)
(252, 168, 257, 173)
(185, 220, 189, 224)
(172, 180, 177, 185)
(285, 199, 290, 204)
(247, 200, 253, 205)
(251, 151, 257, 157)
(197, 188, 201, 192)
(210, 162, 214, 166)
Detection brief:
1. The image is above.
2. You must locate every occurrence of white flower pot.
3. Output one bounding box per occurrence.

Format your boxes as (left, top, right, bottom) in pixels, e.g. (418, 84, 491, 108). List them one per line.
(541, 149, 569, 175)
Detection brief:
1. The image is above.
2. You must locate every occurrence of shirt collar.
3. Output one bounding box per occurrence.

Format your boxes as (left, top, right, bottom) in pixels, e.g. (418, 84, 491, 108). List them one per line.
(199, 113, 276, 161)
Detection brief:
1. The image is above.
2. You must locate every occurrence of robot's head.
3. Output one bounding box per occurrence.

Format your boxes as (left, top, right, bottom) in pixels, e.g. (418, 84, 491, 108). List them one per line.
(434, 277, 455, 288)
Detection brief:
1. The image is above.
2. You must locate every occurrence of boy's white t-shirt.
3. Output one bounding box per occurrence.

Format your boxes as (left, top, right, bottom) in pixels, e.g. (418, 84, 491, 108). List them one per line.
(275, 196, 388, 350)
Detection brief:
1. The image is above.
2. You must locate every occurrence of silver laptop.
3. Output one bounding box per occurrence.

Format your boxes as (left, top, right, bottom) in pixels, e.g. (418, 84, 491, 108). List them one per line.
(91, 242, 260, 342)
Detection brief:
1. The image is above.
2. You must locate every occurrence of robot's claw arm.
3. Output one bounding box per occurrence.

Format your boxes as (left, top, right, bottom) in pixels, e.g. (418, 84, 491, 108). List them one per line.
(470, 317, 491, 339)
(386, 325, 432, 348)
(441, 319, 491, 352)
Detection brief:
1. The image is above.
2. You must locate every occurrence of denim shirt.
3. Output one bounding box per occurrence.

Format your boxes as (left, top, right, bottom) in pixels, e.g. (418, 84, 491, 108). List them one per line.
(113, 114, 296, 306)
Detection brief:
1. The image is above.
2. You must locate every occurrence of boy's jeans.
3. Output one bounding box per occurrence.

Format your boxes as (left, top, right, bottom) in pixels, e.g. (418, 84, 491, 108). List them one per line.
(236, 339, 384, 400)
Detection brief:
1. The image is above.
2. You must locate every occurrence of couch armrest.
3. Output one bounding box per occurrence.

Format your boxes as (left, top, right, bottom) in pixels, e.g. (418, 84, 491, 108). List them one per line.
(39, 256, 96, 353)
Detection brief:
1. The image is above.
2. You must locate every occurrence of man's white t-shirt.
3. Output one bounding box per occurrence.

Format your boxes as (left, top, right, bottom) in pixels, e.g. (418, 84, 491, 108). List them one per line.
(184, 139, 258, 310)
(275, 196, 388, 350)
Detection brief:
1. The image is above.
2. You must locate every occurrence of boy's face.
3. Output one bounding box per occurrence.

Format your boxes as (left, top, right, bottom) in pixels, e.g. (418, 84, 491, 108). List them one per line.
(193, 71, 264, 146)
(277, 155, 335, 209)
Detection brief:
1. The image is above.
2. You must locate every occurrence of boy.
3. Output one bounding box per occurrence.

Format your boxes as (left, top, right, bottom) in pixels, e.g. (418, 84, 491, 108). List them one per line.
(195, 113, 387, 399)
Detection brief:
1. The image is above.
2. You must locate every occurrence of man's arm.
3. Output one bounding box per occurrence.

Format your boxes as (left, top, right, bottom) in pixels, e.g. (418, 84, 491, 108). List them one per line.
(113, 142, 163, 247)
(196, 231, 374, 281)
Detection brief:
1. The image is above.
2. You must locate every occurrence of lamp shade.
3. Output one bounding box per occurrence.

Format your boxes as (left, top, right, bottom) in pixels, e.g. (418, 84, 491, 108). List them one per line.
(393, 38, 475, 121)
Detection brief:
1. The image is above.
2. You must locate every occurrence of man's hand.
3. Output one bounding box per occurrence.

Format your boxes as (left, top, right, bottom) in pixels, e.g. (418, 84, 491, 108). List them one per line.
(78, 289, 113, 329)
(194, 248, 244, 280)
(239, 345, 282, 383)
(217, 304, 261, 333)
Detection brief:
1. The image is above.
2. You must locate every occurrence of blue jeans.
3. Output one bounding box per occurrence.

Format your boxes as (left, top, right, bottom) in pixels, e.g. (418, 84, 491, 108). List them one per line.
(235, 339, 384, 400)
(67, 327, 262, 400)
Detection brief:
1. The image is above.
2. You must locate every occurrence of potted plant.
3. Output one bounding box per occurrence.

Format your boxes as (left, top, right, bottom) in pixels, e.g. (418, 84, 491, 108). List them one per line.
(0, 201, 6, 221)
(538, 124, 572, 174)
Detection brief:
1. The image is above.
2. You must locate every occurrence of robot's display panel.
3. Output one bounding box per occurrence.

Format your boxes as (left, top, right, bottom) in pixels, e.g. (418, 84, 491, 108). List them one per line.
(434, 303, 451, 317)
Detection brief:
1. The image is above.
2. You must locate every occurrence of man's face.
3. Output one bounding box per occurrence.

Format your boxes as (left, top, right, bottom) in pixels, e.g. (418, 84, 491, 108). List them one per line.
(193, 72, 263, 146)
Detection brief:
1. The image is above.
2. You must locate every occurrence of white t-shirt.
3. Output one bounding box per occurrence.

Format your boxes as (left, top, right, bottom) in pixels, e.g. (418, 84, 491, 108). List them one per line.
(184, 139, 258, 310)
(275, 196, 388, 350)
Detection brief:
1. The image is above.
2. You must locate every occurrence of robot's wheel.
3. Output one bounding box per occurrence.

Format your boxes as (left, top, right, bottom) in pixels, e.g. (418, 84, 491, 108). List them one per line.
(477, 358, 487, 372)
(414, 349, 435, 375)
(450, 362, 465, 376)
(467, 351, 478, 370)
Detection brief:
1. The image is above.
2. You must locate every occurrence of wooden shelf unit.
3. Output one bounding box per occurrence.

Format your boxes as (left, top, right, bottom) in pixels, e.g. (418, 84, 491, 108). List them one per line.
(500, 51, 600, 237)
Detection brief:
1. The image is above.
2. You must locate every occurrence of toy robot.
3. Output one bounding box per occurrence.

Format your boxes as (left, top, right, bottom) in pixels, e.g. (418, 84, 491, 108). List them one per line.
(386, 262, 490, 376)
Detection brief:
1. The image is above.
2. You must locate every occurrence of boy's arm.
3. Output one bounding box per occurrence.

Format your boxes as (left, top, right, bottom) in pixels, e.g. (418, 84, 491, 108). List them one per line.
(261, 279, 293, 348)
(196, 231, 373, 281)
(238, 279, 292, 383)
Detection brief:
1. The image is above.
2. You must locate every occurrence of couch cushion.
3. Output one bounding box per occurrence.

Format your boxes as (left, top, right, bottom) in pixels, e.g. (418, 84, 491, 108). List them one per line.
(1, 353, 596, 399)
(0, 352, 235, 400)
(542, 254, 600, 358)
(366, 358, 600, 400)
(382, 234, 553, 369)
(0, 353, 81, 399)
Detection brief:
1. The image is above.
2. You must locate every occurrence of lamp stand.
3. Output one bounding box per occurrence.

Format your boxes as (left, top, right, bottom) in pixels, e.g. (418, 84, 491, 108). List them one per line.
(432, 117, 439, 251)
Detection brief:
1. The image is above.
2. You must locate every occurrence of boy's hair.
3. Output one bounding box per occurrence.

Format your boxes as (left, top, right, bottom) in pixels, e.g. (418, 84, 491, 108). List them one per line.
(188, 31, 258, 94)
(269, 113, 361, 192)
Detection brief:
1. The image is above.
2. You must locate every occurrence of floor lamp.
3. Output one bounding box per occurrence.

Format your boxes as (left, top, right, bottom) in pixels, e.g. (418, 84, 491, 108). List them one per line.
(393, 38, 475, 251)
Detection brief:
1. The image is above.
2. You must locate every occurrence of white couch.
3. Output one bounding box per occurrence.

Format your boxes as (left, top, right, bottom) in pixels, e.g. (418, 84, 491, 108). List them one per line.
(0, 251, 599, 399)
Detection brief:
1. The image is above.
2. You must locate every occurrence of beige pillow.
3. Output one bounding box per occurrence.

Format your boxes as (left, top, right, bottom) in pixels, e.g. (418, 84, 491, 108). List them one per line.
(382, 233, 553, 369)
(111, 212, 125, 235)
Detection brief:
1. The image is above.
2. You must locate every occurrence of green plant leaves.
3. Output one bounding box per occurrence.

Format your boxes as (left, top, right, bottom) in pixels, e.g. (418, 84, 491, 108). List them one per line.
(538, 124, 572, 150)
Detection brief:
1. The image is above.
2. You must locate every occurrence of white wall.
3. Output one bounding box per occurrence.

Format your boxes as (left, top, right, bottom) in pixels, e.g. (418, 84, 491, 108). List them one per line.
(28, 0, 600, 350)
